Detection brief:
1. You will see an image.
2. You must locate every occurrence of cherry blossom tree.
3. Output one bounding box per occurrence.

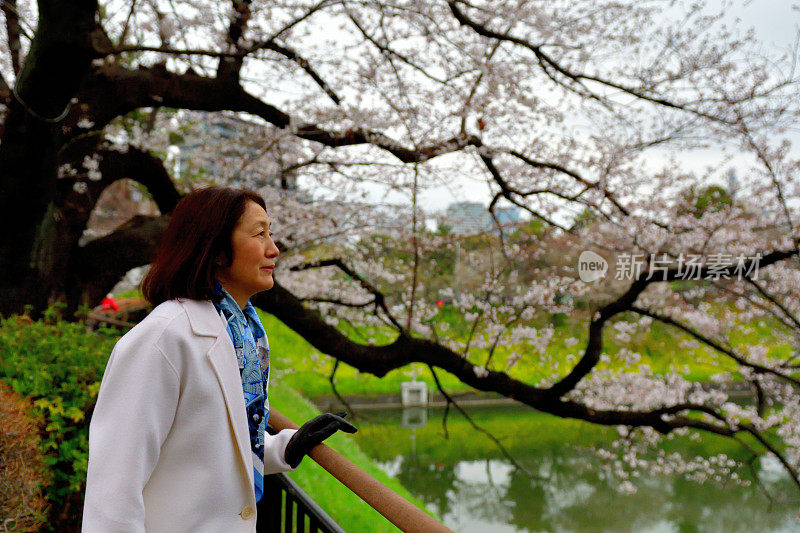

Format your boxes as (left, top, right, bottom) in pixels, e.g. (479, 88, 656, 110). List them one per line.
(1, 0, 799, 492)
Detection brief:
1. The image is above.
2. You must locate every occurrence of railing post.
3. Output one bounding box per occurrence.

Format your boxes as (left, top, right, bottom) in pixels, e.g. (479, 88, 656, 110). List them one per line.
(283, 491, 293, 533)
(259, 470, 346, 533)
(269, 409, 453, 533)
(257, 475, 282, 532)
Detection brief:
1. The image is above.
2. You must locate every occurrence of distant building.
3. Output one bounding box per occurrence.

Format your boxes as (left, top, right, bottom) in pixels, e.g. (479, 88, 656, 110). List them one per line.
(494, 207, 521, 226)
(443, 202, 521, 235)
(726, 168, 739, 198)
(445, 201, 491, 234)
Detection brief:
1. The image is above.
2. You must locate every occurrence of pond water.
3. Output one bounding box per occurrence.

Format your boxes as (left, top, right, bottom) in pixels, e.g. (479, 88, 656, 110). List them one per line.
(349, 404, 800, 532)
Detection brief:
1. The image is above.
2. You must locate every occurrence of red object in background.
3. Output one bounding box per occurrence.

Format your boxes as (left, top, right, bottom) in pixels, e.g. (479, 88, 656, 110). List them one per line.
(100, 297, 119, 311)
(436, 300, 444, 307)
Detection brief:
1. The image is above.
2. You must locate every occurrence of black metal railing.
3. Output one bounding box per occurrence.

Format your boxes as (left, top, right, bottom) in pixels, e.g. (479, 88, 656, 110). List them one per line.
(257, 472, 346, 533)
(262, 414, 452, 533)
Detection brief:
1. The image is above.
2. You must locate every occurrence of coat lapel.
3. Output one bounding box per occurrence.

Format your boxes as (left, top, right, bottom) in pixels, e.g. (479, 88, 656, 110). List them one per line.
(179, 299, 254, 493)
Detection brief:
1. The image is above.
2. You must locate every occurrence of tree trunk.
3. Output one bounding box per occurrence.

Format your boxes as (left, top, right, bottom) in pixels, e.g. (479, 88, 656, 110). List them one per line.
(0, 0, 99, 317)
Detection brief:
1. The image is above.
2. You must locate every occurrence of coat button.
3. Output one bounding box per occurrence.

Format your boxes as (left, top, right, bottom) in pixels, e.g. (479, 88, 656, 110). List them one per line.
(239, 506, 254, 519)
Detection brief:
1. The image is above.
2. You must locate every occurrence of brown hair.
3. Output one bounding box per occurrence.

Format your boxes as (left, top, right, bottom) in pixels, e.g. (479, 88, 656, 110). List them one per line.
(141, 186, 266, 306)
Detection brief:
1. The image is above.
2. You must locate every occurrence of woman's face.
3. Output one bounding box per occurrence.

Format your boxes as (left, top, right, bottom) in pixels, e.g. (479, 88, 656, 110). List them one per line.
(216, 200, 279, 307)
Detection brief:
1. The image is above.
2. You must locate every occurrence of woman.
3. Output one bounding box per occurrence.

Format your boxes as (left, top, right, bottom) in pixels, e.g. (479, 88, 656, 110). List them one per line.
(83, 187, 355, 532)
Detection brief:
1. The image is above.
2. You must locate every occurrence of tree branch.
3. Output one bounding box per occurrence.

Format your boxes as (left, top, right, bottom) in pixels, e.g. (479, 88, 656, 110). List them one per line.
(78, 63, 479, 163)
(744, 276, 800, 333)
(300, 296, 374, 308)
(253, 282, 771, 438)
(290, 257, 405, 331)
(2, 0, 23, 75)
(505, 149, 631, 217)
(216, 0, 251, 84)
(260, 41, 341, 104)
(69, 214, 168, 308)
(346, 10, 448, 85)
(709, 280, 800, 343)
(629, 305, 800, 387)
(546, 249, 797, 397)
(447, 0, 742, 125)
(328, 358, 357, 420)
(427, 364, 532, 475)
(57, 136, 181, 239)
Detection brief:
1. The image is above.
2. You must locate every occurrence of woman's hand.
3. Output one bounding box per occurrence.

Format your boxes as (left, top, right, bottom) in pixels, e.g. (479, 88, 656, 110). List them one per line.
(283, 412, 357, 468)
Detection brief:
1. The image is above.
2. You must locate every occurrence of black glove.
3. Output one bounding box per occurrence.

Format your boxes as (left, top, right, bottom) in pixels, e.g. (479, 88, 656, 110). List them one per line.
(284, 412, 357, 468)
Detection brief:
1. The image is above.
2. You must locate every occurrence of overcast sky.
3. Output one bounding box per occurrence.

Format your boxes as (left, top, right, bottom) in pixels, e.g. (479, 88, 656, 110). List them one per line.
(338, 1, 800, 214)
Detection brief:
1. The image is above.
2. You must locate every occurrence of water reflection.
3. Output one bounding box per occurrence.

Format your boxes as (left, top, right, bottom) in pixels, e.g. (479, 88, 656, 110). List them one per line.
(354, 405, 800, 532)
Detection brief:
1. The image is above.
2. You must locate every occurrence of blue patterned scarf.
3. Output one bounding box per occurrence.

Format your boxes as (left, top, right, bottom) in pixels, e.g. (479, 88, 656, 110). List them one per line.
(212, 282, 270, 502)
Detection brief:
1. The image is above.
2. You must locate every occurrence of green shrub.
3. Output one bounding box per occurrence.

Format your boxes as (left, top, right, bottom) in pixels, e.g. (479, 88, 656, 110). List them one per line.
(0, 308, 119, 527)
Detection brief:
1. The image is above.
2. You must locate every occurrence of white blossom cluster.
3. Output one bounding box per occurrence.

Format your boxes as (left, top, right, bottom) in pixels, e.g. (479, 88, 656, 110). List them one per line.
(565, 371, 724, 413)
(591, 431, 747, 495)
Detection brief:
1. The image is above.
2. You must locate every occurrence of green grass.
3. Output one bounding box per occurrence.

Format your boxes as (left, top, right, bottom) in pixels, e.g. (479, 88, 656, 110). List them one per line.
(268, 384, 434, 532)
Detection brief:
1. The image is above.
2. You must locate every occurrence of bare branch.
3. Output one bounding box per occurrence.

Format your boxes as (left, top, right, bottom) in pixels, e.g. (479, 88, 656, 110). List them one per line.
(216, 0, 251, 83)
(487, 190, 570, 233)
(427, 364, 533, 476)
(547, 249, 797, 397)
(738, 122, 798, 253)
(462, 309, 483, 359)
(739, 422, 800, 491)
(744, 272, 800, 333)
(328, 359, 357, 420)
(2, 0, 23, 75)
(114, 0, 139, 48)
(260, 41, 341, 104)
(259, 0, 333, 43)
(290, 257, 405, 332)
(346, 9, 449, 85)
(629, 305, 800, 387)
(447, 0, 742, 125)
(108, 44, 243, 58)
(505, 149, 631, 217)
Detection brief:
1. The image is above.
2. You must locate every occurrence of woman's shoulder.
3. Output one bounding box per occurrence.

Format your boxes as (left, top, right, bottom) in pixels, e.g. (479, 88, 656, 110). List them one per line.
(149, 299, 189, 320)
(115, 299, 197, 347)
(108, 299, 220, 373)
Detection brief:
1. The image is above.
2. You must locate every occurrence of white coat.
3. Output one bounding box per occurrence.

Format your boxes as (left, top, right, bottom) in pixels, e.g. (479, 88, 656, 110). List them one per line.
(82, 298, 296, 532)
